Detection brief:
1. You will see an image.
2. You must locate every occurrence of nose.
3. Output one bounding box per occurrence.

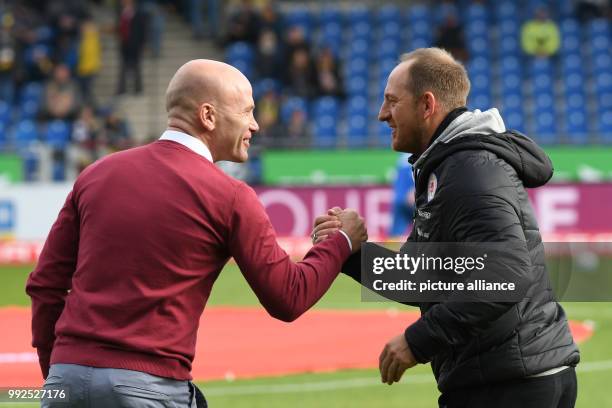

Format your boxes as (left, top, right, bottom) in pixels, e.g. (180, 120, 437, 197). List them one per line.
(378, 102, 390, 122)
(250, 116, 260, 133)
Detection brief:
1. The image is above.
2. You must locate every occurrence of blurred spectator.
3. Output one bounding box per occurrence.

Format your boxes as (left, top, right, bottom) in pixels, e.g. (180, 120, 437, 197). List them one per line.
(575, 0, 608, 22)
(284, 109, 309, 146)
(103, 109, 133, 152)
(76, 18, 101, 106)
(255, 88, 282, 143)
(314, 47, 344, 98)
(25, 45, 54, 83)
(142, 0, 165, 56)
(224, 0, 260, 45)
(259, 1, 283, 35)
(521, 8, 561, 58)
(117, 0, 148, 95)
(185, 0, 205, 39)
(68, 105, 103, 177)
(283, 48, 317, 98)
(434, 14, 469, 63)
(256, 28, 283, 79)
(0, 13, 16, 102)
(49, 0, 84, 70)
(389, 153, 415, 237)
(41, 63, 82, 121)
(283, 25, 309, 65)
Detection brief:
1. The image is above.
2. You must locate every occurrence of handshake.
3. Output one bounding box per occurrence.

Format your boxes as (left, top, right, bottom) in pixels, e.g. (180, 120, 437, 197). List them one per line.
(311, 207, 368, 253)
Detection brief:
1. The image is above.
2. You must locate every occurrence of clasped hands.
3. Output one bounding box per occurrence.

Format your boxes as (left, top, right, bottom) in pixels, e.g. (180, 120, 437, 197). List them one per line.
(311, 207, 367, 253)
(312, 208, 418, 384)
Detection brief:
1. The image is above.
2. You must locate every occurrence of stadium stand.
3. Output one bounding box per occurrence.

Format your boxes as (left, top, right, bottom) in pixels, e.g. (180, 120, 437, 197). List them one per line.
(0, 0, 611, 182)
(226, 0, 612, 148)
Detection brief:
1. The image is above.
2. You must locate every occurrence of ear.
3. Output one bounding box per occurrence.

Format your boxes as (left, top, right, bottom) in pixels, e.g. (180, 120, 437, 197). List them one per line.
(199, 103, 215, 131)
(421, 92, 437, 120)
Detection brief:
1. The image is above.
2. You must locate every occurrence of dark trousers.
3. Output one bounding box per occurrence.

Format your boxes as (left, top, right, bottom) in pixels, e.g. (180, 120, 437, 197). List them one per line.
(117, 50, 143, 95)
(439, 367, 577, 408)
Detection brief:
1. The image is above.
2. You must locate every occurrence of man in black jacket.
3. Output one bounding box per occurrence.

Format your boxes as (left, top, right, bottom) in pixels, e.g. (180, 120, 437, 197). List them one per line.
(313, 48, 579, 407)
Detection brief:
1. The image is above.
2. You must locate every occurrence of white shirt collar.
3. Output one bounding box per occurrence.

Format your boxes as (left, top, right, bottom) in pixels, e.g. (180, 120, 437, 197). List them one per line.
(160, 130, 213, 162)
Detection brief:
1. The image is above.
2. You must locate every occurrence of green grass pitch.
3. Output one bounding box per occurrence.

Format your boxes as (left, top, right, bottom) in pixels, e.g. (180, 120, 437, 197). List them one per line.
(1, 264, 611, 407)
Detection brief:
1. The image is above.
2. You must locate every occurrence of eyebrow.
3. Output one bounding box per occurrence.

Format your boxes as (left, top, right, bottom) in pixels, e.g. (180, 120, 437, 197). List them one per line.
(384, 93, 398, 101)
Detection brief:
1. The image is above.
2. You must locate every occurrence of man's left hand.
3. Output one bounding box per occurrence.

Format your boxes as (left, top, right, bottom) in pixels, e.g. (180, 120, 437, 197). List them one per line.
(379, 333, 417, 385)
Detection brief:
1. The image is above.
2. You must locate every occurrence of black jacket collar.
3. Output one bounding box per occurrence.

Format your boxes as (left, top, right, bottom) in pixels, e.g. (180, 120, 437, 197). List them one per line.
(409, 107, 467, 165)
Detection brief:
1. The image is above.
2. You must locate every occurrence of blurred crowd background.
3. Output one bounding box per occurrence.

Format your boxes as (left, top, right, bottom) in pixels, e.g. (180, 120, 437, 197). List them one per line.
(0, 0, 610, 184)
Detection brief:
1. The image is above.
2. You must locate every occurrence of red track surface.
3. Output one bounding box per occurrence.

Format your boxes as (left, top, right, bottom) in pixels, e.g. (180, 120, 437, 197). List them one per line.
(0, 306, 594, 387)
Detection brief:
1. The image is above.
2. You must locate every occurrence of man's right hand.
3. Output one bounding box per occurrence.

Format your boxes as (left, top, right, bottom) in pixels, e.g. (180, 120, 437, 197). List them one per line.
(338, 209, 368, 253)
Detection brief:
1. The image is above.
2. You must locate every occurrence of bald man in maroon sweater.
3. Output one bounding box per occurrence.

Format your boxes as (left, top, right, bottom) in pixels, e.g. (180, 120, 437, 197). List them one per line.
(26, 60, 367, 407)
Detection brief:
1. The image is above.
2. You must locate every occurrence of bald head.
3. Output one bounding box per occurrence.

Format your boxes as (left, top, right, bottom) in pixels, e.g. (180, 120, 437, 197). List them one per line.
(165, 59, 250, 120)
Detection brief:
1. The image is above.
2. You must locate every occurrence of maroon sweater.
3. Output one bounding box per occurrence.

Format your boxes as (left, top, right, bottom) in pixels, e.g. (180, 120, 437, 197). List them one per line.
(26, 140, 350, 380)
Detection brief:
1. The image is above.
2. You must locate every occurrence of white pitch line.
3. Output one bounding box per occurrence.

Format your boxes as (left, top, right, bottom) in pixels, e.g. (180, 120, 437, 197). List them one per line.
(204, 374, 434, 397)
(203, 360, 612, 397)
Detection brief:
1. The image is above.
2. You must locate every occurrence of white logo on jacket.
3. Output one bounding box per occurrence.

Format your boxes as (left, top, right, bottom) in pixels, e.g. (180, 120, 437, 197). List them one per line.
(427, 173, 437, 202)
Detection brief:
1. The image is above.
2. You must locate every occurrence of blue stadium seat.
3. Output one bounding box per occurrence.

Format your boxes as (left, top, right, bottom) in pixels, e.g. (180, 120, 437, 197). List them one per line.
(348, 6, 370, 24)
(319, 8, 342, 26)
(0, 101, 10, 125)
(20, 82, 43, 104)
(377, 4, 402, 25)
(500, 19, 520, 37)
(593, 52, 611, 75)
(468, 36, 490, 58)
(13, 120, 38, 149)
(52, 161, 66, 181)
(19, 99, 40, 120)
(500, 36, 520, 56)
(500, 56, 521, 77)
(348, 38, 369, 59)
(377, 39, 400, 60)
(468, 56, 489, 76)
(407, 4, 430, 24)
(598, 90, 612, 110)
(312, 114, 338, 148)
(21, 149, 39, 182)
(560, 19, 580, 36)
(561, 34, 581, 55)
(466, 3, 488, 22)
(565, 107, 589, 143)
(564, 72, 584, 93)
(285, 7, 313, 33)
(350, 21, 372, 41)
(281, 96, 308, 123)
(466, 20, 488, 38)
(45, 120, 71, 149)
(381, 21, 402, 39)
(346, 76, 368, 97)
(534, 109, 558, 145)
(495, 1, 519, 21)
(346, 112, 369, 147)
(313, 96, 339, 117)
(562, 53, 583, 75)
(595, 72, 612, 92)
(433, 2, 458, 25)
(0, 122, 7, 150)
(231, 59, 253, 80)
(411, 20, 431, 45)
(225, 42, 254, 64)
(253, 78, 280, 99)
(469, 90, 492, 110)
(533, 73, 553, 92)
(378, 58, 397, 83)
(587, 19, 610, 37)
(503, 107, 526, 132)
(598, 110, 612, 141)
(320, 22, 343, 54)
